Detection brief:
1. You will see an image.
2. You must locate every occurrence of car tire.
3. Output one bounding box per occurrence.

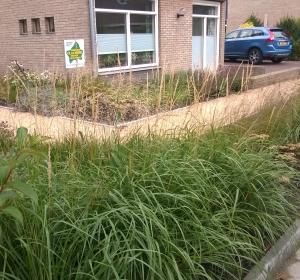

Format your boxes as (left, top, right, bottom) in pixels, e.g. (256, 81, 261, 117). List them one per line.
(271, 58, 283, 64)
(248, 48, 263, 65)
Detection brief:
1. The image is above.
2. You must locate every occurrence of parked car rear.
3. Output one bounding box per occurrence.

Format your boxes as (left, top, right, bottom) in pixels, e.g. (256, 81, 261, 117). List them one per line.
(225, 27, 292, 64)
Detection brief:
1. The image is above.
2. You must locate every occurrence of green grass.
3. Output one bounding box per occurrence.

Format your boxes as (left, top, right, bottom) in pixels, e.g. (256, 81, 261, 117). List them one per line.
(0, 73, 300, 280)
(0, 93, 300, 279)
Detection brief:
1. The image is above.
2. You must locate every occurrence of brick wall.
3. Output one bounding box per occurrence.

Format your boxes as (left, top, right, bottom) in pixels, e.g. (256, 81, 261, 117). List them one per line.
(227, 0, 300, 32)
(159, 0, 225, 72)
(0, 0, 225, 77)
(0, 0, 93, 77)
(159, 0, 193, 71)
(218, 1, 225, 67)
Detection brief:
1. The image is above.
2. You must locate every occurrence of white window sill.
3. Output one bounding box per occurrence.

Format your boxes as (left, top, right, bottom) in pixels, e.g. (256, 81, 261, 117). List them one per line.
(98, 64, 160, 75)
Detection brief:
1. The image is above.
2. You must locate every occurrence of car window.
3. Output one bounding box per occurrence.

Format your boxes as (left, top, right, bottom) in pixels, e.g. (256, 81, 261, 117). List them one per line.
(239, 29, 252, 38)
(252, 30, 264, 37)
(270, 29, 290, 38)
(225, 30, 239, 39)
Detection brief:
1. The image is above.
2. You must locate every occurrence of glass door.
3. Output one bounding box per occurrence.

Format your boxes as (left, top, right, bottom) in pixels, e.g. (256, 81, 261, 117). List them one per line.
(192, 17, 204, 70)
(192, 2, 219, 71)
(206, 17, 217, 69)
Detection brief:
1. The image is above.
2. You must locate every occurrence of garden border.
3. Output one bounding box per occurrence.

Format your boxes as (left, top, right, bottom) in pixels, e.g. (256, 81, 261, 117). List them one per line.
(1, 68, 300, 279)
(1, 70, 300, 141)
(248, 67, 300, 90)
(244, 220, 300, 280)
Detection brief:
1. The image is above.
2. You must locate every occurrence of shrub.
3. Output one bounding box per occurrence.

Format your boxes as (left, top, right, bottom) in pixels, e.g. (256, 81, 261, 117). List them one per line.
(276, 16, 300, 61)
(0, 127, 49, 225)
(276, 16, 300, 40)
(242, 14, 263, 27)
(240, 21, 254, 28)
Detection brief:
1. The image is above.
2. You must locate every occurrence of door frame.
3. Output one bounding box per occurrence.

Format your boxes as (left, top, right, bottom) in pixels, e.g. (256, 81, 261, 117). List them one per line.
(192, 0, 220, 70)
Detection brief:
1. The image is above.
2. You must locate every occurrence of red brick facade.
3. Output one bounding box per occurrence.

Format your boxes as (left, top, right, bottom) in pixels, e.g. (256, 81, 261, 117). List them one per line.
(0, 0, 93, 76)
(159, 0, 193, 71)
(227, 0, 300, 32)
(0, 0, 225, 77)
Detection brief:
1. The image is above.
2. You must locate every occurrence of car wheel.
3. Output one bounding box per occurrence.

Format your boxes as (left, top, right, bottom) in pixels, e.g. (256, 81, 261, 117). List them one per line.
(271, 58, 283, 64)
(248, 48, 263, 65)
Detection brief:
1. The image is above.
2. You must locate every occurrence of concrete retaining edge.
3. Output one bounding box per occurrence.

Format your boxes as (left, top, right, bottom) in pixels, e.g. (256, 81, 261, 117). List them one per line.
(248, 67, 300, 90)
(244, 220, 300, 280)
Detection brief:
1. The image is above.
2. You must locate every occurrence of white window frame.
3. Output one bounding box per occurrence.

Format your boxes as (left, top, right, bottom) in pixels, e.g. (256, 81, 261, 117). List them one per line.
(95, 0, 158, 73)
(192, 0, 220, 70)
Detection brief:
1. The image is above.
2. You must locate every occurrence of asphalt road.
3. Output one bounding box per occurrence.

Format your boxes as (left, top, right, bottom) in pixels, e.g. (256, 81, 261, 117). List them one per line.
(224, 59, 300, 74)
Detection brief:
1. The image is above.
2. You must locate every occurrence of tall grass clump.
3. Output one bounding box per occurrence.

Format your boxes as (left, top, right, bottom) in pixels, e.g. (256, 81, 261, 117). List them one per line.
(224, 94, 300, 145)
(1, 93, 300, 279)
(0, 61, 249, 125)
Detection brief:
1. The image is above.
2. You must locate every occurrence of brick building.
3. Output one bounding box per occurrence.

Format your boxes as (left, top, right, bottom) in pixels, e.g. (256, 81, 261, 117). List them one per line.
(226, 0, 300, 33)
(0, 0, 226, 77)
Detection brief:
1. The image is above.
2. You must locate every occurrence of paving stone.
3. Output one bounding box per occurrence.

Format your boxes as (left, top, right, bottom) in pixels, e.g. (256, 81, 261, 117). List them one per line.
(276, 249, 300, 280)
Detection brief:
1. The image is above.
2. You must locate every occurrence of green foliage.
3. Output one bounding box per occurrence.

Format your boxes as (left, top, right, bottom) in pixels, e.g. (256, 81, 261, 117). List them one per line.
(134, 70, 244, 112)
(243, 14, 263, 27)
(1, 95, 300, 279)
(0, 127, 49, 225)
(4, 61, 61, 92)
(100, 54, 118, 67)
(1, 60, 65, 106)
(276, 16, 300, 40)
(0, 76, 16, 104)
(276, 16, 300, 60)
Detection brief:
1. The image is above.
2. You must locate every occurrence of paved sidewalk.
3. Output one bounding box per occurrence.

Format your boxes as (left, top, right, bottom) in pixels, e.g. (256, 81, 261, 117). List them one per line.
(244, 221, 300, 280)
(275, 248, 300, 280)
(224, 60, 300, 74)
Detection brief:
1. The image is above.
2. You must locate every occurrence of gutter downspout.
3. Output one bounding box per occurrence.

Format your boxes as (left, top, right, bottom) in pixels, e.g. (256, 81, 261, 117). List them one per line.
(225, 0, 228, 33)
(89, 0, 97, 75)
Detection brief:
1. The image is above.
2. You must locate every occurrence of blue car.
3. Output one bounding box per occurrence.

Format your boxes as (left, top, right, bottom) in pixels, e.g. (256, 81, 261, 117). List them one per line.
(225, 27, 292, 64)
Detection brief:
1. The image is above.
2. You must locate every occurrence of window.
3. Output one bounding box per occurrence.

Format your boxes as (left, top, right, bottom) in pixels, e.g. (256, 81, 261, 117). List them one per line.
(252, 30, 264, 37)
(225, 30, 239, 39)
(271, 29, 289, 38)
(32, 18, 41, 33)
(96, 0, 154, 11)
(239, 30, 252, 38)
(45, 17, 55, 33)
(19, 19, 28, 35)
(193, 5, 217, 15)
(95, 0, 158, 71)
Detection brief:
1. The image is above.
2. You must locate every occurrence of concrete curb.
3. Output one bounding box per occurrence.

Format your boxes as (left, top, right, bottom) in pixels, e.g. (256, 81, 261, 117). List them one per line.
(244, 220, 300, 280)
